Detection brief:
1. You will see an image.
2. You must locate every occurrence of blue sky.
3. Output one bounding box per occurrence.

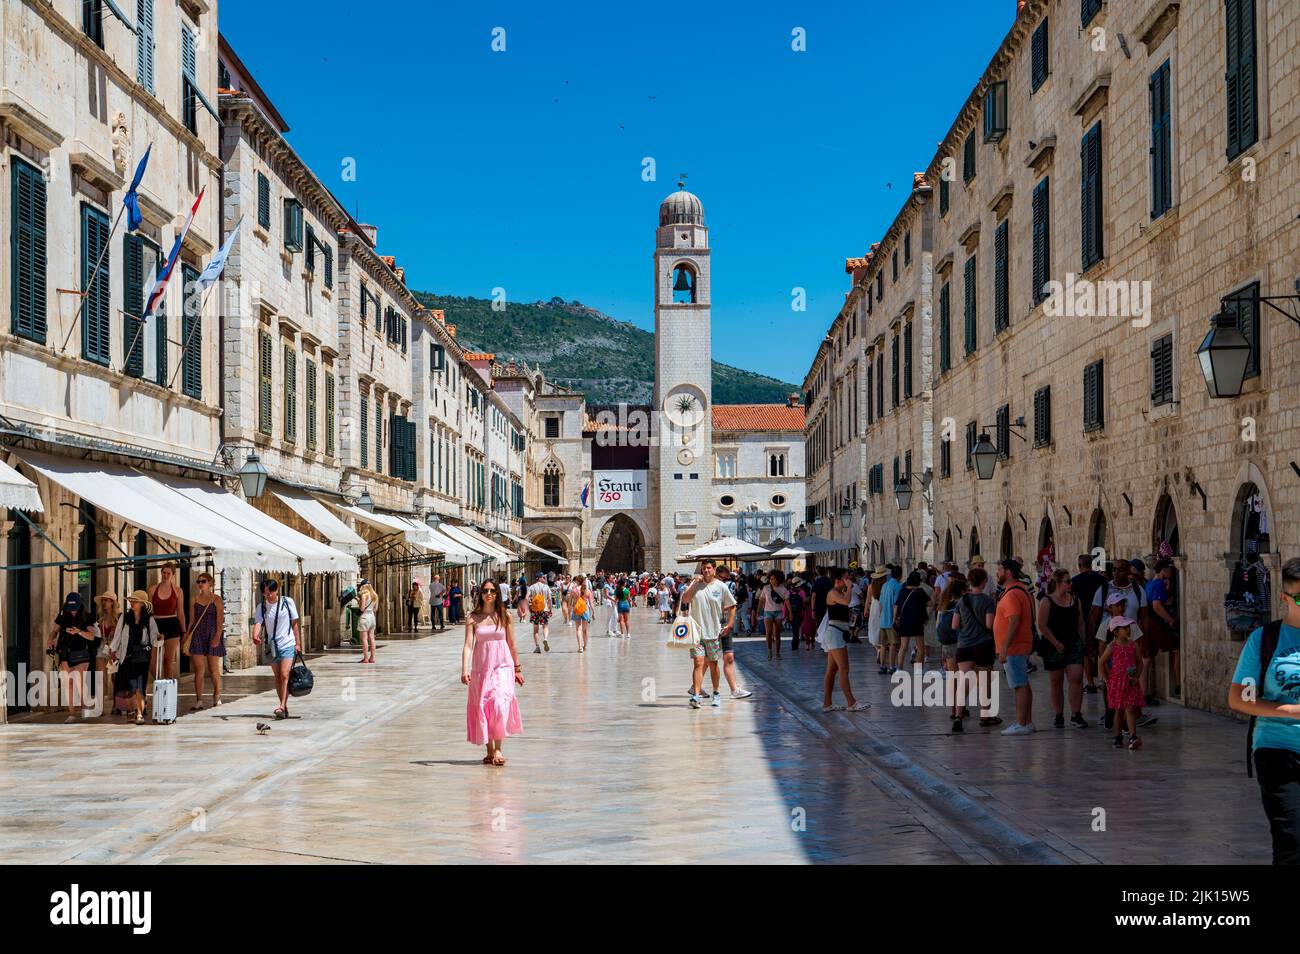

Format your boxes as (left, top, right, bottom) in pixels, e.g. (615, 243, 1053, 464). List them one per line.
(220, 1, 1014, 386)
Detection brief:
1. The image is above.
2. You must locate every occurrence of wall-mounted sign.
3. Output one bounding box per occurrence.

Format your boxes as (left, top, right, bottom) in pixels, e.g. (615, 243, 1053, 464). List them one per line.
(593, 470, 648, 510)
(675, 511, 698, 528)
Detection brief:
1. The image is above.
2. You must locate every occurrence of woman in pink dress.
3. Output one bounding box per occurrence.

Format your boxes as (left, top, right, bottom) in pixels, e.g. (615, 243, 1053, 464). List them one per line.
(462, 580, 523, 766)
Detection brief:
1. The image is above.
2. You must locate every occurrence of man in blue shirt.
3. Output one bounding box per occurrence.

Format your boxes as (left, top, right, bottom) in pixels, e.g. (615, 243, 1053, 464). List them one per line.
(1231, 557, 1300, 864)
(877, 565, 903, 673)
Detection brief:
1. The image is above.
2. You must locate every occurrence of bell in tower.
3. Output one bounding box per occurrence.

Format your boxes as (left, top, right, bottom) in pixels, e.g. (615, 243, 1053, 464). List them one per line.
(672, 264, 696, 303)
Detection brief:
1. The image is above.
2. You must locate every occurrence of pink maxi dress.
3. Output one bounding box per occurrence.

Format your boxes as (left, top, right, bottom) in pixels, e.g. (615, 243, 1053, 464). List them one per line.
(466, 619, 523, 745)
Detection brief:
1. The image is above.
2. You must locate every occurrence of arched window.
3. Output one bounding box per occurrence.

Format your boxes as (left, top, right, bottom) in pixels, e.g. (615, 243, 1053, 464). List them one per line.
(969, 526, 981, 561)
(543, 461, 562, 508)
(1000, 521, 1014, 561)
(768, 453, 786, 477)
(1088, 509, 1109, 558)
(944, 529, 954, 563)
(672, 264, 697, 304)
(1153, 494, 1180, 557)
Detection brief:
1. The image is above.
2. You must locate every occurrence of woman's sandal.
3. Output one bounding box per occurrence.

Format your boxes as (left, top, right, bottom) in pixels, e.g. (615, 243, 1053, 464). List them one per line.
(491, 753, 506, 766)
(273, 707, 286, 720)
(482, 754, 495, 764)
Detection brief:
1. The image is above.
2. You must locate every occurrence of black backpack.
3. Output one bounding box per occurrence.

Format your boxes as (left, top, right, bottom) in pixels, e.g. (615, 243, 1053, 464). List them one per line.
(1246, 619, 1284, 777)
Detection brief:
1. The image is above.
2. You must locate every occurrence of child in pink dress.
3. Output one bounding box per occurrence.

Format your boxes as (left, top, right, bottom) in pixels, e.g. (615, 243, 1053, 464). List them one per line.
(462, 581, 523, 766)
(1099, 616, 1146, 750)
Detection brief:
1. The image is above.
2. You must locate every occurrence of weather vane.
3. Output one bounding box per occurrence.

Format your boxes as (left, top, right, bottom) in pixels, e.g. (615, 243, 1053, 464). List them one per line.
(678, 173, 688, 188)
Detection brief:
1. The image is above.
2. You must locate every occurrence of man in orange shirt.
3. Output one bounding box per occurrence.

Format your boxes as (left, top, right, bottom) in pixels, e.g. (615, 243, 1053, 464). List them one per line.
(994, 558, 1036, 735)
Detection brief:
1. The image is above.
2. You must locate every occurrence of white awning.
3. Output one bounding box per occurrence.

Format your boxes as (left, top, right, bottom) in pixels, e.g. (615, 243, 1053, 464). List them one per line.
(272, 488, 369, 557)
(388, 517, 482, 565)
(494, 528, 567, 564)
(441, 524, 516, 566)
(17, 451, 357, 574)
(328, 505, 481, 564)
(0, 458, 42, 512)
(334, 505, 429, 544)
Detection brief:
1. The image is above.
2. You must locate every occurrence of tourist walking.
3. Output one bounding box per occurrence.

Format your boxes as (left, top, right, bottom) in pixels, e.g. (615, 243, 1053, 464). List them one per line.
(48, 592, 97, 722)
(714, 567, 754, 699)
(186, 572, 225, 710)
(952, 567, 999, 731)
(604, 575, 620, 636)
(429, 574, 447, 630)
(615, 577, 632, 637)
(1037, 568, 1087, 729)
(820, 568, 869, 712)
(406, 581, 424, 632)
(149, 562, 186, 682)
(893, 571, 931, 672)
(462, 578, 523, 766)
(571, 574, 593, 652)
(527, 572, 553, 652)
(251, 579, 301, 720)
(994, 558, 1035, 735)
(657, 579, 673, 622)
(109, 590, 159, 725)
(1145, 558, 1180, 699)
(1071, 554, 1106, 695)
(93, 590, 119, 714)
(356, 581, 379, 664)
(683, 560, 736, 709)
(760, 569, 789, 660)
(877, 565, 902, 672)
(1100, 616, 1145, 750)
(448, 580, 463, 624)
(937, 577, 965, 722)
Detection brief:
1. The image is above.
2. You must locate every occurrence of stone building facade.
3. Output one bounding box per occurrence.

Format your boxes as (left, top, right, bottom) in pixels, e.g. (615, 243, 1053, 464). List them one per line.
(807, 0, 1300, 714)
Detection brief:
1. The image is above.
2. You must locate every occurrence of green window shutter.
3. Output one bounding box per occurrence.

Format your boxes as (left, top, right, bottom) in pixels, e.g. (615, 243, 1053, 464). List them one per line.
(1150, 61, 1173, 217)
(305, 359, 318, 450)
(324, 370, 335, 456)
(1082, 0, 1102, 27)
(903, 323, 913, 398)
(258, 331, 273, 435)
(964, 255, 978, 354)
(939, 177, 949, 217)
(181, 263, 201, 398)
(374, 397, 382, 474)
(939, 283, 951, 372)
(136, 0, 155, 92)
(1031, 17, 1049, 92)
(81, 204, 112, 365)
(1032, 178, 1051, 304)
(283, 344, 297, 443)
(283, 199, 303, 252)
(305, 223, 316, 272)
(963, 133, 976, 183)
(406, 419, 416, 481)
(1081, 123, 1104, 269)
(323, 244, 333, 289)
(257, 171, 270, 229)
(11, 158, 48, 344)
(360, 395, 369, 468)
(994, 220, 1009, 332)
(123, 234, 145, 377)
(387, 413, 398, 476)
(1225, 0, 1258, 159)
(1084, 359, 1105, 431)
(890, 334, 899, 407)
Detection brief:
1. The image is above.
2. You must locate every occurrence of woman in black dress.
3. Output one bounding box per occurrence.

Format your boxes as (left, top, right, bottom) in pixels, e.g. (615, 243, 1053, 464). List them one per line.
(109, 590, 159, 725)
(47, 592, 98, 723)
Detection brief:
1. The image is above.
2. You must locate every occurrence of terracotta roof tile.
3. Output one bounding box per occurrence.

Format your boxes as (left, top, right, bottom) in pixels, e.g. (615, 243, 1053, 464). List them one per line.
(711, 404, 805, 431)
(464, 352, 495, 361)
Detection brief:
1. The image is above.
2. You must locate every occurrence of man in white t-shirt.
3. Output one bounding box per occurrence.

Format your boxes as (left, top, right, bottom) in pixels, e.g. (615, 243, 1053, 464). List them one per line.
(526, 573, 553, 654)
(428, 574, 447, 631)
(682, 561, 738, 709)
(251, 579, 300, 720)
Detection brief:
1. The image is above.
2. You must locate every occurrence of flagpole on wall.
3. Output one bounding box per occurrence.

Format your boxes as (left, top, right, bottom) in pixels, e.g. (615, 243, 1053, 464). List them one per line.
(166, 216, 241, 391)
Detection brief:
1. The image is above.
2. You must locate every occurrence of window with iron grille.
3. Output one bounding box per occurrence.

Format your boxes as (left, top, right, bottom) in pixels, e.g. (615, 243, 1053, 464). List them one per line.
(1225, 0, 1259, 160)
(1150, 334, 1174, 406)
(1083, 359, 1105, 431)
(996, 404, 1010, 460)
(1032, 177, 1051, 304)
(994, 220, 1009, 333)
(1223, 282, 1261, 379)
(1031, 17, 1049, 92)
(545, 416, 560, 439)
(1033, 386, 1052, 447)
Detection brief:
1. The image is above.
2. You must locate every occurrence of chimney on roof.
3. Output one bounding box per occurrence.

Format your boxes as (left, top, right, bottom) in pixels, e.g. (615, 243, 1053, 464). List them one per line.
(358, 223, 378, 246)
(788, 392, 800, 407)
(395, 266, 405, 285)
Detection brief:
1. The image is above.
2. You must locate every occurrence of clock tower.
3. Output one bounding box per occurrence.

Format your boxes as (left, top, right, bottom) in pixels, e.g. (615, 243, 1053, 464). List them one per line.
(653, 185, 715, 567)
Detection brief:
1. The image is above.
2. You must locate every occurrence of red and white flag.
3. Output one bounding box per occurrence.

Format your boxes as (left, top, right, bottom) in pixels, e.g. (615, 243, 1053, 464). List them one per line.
(143, 187, 205, 319)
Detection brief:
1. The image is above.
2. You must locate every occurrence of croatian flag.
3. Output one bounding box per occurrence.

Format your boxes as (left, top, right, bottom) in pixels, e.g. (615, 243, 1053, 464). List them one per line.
(580, 482, 590, 507)
(143, 187, 205, 320)
(122, 143, 152, 233)
(194, 216, 241, 295)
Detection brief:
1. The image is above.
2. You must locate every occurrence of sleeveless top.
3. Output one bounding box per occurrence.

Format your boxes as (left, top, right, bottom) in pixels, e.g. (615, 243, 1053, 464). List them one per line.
(1045, 595, 1081, 646)
(152, 585, 179, 617)
(826, 602, 851, 623)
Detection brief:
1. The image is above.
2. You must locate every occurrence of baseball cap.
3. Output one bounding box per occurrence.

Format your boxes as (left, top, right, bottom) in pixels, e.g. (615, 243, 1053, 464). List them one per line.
(1105, 590, 1128, 607)
(1108, 616, 1135, 631)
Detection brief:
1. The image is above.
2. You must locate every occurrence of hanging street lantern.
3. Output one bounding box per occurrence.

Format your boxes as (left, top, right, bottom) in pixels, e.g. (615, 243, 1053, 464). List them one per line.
(972, 432, 998, 481)
(358, 487, 375, 512)
(839, 504, 853, 529)
(894, 475, 914, 511)
(238, 453, 268, 499)
(1197, 308, 1253, 399)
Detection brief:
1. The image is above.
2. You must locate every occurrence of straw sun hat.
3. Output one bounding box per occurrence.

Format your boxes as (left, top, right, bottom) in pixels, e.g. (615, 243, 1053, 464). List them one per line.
(127, 589, 152, 609)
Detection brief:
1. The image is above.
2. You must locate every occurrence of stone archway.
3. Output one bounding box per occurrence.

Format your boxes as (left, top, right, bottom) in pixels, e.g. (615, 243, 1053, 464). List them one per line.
(999, 520, 1014, 561)
(595, 514, 644, 573)
(531, 532, 570, 575)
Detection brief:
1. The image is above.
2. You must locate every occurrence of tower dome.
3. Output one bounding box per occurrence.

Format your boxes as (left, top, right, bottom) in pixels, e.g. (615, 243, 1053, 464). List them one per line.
(659, 186, 704, 227)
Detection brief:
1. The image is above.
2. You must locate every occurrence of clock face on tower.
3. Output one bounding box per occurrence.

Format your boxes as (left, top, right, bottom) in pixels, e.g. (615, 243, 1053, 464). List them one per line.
(662, 385, 707, 429)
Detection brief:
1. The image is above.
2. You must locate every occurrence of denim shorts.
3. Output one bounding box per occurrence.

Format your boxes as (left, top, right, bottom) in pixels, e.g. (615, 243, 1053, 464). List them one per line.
(1003, 653, 1030, 688)
(270, 643, 297, 664)
(763, 610, 783, 621)
(821, 624, 848, 651)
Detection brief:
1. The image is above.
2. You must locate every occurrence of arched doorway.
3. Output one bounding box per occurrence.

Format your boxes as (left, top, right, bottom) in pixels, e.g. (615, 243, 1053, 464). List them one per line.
(1037, 516, 1056, 573)
(969, 525, 981, 561)
(1226, 482, 1272, 638)
(999, 521, 1014, 561)
(1088, 509, 1109, 562)
(531, 532, 569, 576)
(595, 515, 644, 573)
(1232, 482, 1270, 562)
(1153, 493, 1180, 557)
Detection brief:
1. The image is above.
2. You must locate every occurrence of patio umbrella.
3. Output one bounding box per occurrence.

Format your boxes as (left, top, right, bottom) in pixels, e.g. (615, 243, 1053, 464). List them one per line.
(768, 546, 812, 559)
(794, 534, 846, 554)
(678, 536, 773, 563)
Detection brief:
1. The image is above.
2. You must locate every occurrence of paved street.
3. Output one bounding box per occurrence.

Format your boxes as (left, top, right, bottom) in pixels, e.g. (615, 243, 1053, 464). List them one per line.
(0, 607, 1271, 864)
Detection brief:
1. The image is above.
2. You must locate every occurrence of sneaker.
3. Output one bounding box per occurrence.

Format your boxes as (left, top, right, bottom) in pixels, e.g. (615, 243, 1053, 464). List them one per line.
(731, 689, 753, 700)
(1002, 722, 1035, 736)
(689, 695, 701, 709)
(1070, 713, 1089, 729)
(1113, 733, 1125, 748)
(1053, 713, 1065, 729)
(1128, 735, 1143, 750)
(543, 639, 550, 652)
(951, 718, 964, 733)
(711, 693, 721, 708)
(1138, 714, 1158, 728)
(878, 666, 890, 674)
(533, 646, 542, 654)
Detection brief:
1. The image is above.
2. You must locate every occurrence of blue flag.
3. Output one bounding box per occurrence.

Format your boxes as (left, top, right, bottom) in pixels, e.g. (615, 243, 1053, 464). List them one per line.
(122, 143, 152, 232)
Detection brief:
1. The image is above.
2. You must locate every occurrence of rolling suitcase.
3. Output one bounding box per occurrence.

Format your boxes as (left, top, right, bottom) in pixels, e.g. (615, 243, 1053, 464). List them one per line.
(151, 645, 177, 725)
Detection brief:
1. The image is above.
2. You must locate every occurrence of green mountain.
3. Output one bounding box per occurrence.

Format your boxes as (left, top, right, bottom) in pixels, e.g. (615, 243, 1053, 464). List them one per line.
(414, 293, 799, 406)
